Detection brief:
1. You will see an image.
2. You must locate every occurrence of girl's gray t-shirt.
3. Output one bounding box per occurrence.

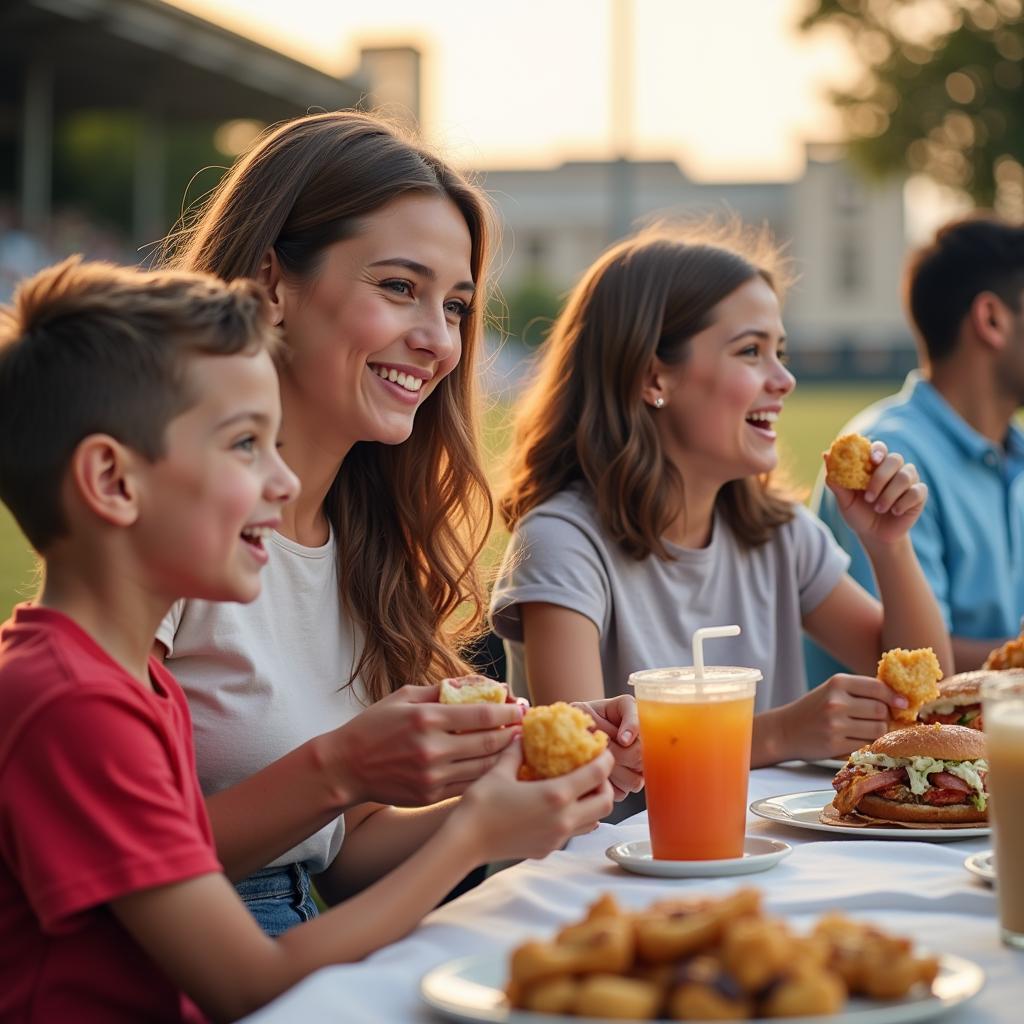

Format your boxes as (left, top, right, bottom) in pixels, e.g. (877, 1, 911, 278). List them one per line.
(490, 487, 849, 710)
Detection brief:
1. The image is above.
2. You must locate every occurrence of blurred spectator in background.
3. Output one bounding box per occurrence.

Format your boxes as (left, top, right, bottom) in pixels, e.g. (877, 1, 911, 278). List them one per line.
(0, 203, 48, 303)
(0, 199, 131, 302)
(808, 215, 1024, 678)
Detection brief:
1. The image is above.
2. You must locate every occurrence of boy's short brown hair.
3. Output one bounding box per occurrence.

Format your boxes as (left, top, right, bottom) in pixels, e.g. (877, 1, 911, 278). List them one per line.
(0, 257, 278, 552)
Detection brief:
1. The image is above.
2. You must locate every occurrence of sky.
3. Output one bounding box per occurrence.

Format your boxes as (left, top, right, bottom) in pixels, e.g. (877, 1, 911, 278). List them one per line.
(173, 0, 862, 182)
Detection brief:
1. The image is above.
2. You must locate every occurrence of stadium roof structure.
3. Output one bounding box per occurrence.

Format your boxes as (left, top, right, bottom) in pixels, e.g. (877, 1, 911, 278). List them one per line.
(1, 0, 366, 239)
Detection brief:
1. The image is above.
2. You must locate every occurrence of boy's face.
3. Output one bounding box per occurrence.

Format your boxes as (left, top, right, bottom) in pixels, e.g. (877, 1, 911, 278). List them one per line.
(135, 349, 298, 604)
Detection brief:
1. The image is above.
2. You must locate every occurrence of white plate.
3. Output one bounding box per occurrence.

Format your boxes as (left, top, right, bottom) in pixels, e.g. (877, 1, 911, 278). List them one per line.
(807, 758, 846, 770)
(749, 790, 990, 840)
(421, 951, 984, 1024)
(964, 849, 996, 884)
(605, 836, 791, 877)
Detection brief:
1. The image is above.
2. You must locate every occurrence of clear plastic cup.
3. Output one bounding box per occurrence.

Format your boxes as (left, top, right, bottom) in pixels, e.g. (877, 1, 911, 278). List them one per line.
(630, 662, 761, 861)
(982, 673, 1024, 948)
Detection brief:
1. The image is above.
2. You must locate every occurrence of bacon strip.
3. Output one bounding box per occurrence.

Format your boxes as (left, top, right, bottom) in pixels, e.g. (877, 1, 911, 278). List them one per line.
(832, 768, 905, 815)
(929, 772, 972, 793)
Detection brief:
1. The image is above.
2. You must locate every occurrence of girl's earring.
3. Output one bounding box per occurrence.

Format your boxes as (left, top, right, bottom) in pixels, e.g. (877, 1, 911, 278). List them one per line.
(654, 397, 665, 409)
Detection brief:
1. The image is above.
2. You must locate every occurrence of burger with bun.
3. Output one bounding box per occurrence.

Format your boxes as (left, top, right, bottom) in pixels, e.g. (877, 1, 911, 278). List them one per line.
(917, 668, 1024, 730)
(831, 725, 987, 824)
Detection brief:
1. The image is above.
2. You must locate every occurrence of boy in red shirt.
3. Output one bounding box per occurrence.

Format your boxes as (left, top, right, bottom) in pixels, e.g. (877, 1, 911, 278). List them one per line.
(0, 259, 614, 1022)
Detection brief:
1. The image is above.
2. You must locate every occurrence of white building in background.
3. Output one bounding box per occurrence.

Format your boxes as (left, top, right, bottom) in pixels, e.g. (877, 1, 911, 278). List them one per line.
(477, 144, 912, 378)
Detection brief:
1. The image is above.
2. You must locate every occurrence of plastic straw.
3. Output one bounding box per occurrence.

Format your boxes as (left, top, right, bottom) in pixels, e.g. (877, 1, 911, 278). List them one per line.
(692, 625, 741, 681)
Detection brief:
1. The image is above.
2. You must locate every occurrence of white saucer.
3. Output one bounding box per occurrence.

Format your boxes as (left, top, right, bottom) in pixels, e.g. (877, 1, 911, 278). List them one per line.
(964, 849, 996, 885)
(605, 835, 791, 877)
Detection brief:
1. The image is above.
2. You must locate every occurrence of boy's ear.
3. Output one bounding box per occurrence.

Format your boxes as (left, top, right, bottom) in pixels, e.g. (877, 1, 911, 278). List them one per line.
(69, 435, 141, 528)
(640, 357, 669, 410)
(968, 292, 1010, 353)
(257, 249, 286, 327)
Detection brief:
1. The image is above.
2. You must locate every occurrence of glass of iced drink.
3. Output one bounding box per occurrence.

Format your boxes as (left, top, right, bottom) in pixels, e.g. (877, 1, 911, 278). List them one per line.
(629, 626, 760, 860)
(982, 673, 1024, 948)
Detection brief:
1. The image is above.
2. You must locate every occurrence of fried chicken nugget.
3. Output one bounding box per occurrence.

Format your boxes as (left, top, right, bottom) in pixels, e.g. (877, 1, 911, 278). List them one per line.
(520, 976, 579, 1014)
(637, 890, 761, 964)
(556, 916, 635, 975)
(720, 918, 795, 993)
(857, 940, 939, 1000)
(984, 636, 1024, 670)
(825, 433, 874, 490)
(876, 647, 943, 723)
(573, 975, 663, 1020)
(518, 701, 608, 780)
(668, 957, 751, 1020)
(760, 967, 846, 1018)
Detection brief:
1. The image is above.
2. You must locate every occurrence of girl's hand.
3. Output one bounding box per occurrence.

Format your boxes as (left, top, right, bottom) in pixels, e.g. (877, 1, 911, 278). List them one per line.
(764, 674, 910, 761)
(453, 741, 614, 862)
(826, 442, 928, 547)
(573, 696, 644, 800)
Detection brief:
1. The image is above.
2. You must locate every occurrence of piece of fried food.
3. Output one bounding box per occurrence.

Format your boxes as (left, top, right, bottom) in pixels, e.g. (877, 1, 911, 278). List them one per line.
(520, 976, 578, 1014)
(518, 701, 607, 780)
(572, 975, 663, 1020)
(438, 674, 508, 704)
(669, 957, 751, 1020)
(636, 889, 762, 964)
(811, 913, 938, 999)
(824, 433, 874, 490)
(720, 918, 795, 993)
(876, 647, 943, 723)
(984, 636, 1024, 670)
(760, 967, 846, 1018)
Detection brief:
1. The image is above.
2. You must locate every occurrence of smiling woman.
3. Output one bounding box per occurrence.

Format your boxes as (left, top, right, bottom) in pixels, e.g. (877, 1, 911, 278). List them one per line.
(153, 110, 510, 935)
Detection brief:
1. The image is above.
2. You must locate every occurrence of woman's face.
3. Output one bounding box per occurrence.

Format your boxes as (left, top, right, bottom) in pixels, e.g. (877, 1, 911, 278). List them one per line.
(274, 192, 475, 451)
(653, 276, 795, 483)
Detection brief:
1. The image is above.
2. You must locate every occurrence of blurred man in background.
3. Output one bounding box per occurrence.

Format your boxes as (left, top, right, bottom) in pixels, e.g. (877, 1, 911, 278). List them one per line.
(807, 215, 1024, 680)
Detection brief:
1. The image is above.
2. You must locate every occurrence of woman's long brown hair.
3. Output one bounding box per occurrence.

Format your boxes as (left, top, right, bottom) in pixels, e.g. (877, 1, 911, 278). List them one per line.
(163, 111, 493, 702)
(501, 223, 795, 558)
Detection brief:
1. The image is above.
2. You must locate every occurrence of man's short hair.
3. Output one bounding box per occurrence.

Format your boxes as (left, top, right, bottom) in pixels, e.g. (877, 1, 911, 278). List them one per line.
(0, 257, 278, 551)
(905, 215, 1024, 364)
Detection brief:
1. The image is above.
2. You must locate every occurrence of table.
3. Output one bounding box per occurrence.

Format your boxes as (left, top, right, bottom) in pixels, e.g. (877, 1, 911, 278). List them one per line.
(240, 764, 1022, 1022)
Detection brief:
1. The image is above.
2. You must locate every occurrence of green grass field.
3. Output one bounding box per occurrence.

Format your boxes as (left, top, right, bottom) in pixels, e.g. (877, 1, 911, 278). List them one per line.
(0, 382, 892, 622)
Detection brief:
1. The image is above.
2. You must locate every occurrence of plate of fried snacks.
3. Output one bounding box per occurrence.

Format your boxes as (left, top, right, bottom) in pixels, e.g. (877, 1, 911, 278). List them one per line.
(420, 888, 984, 1023)
(963, 850, 995, 886)
(605, 837, 791, 878)
(749, 791, 989, 841)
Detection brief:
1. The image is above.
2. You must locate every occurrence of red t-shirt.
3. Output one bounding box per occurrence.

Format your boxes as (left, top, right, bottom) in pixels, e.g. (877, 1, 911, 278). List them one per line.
(0, 605, 222, 1023)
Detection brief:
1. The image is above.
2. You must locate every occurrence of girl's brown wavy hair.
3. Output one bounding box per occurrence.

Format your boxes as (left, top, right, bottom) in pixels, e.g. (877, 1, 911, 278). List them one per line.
(501, 223, 795, 558)
(163, 111, 493, 702)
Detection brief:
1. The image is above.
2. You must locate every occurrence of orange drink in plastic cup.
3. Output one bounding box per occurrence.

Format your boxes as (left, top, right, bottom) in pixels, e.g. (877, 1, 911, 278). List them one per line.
(629, 627, 760, 861)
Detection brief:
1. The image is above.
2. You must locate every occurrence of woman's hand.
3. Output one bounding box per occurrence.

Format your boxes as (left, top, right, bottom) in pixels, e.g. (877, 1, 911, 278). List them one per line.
(827, 442, 928, 548)
(573, 696, 644, 800)
(757, 674, 910, 763)
(320, 684, 525, 808)
(452, 741, 615, 862)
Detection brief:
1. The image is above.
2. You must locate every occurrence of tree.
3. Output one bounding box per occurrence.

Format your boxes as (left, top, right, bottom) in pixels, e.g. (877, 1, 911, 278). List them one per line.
(801, 0, 1024, 211)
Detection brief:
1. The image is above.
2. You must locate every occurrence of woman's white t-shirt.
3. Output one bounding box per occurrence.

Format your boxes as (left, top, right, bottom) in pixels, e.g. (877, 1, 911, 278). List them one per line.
(156, 530, 366, 874)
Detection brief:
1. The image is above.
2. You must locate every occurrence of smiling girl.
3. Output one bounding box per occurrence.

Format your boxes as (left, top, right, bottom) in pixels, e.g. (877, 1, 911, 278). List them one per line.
(491, 225, 952, 771)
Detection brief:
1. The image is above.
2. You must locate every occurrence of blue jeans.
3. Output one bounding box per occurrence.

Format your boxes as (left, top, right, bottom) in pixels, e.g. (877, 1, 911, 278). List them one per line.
(235, 864, 319, 937)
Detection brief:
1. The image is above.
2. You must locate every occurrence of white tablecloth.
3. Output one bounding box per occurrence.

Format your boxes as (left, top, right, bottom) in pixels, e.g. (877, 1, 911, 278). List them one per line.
(240, 764, 1023, 1022)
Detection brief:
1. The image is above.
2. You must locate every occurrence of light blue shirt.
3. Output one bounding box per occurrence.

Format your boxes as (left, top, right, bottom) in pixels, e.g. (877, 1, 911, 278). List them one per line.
(805, 371, 1024, 685)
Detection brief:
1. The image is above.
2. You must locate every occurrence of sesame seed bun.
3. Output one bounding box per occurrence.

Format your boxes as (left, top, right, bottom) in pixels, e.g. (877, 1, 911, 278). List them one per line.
(856, 793, 988, 825)
(870, 724, 985, 762)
